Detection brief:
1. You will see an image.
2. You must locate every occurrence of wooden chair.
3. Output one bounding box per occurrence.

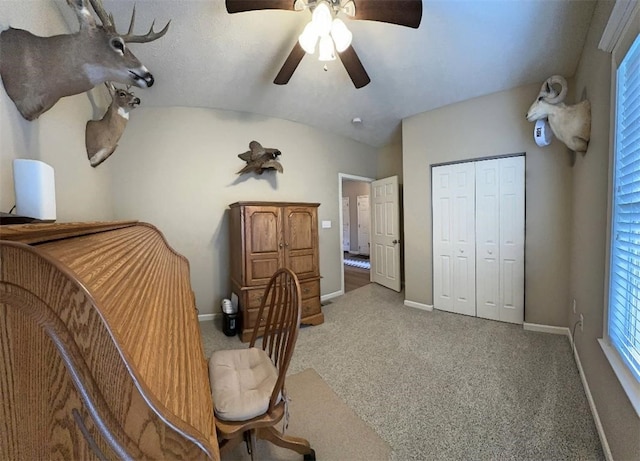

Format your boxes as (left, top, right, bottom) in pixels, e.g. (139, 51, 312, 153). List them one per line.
(208, 268, 315, 460)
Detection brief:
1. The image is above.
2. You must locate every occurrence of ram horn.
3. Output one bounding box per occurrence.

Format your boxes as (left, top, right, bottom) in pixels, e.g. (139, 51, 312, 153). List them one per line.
(543, 75, 568, 104)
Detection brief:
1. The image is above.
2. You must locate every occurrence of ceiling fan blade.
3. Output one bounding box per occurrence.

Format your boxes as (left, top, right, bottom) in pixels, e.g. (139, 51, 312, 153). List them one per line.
(338, 45, 370, 89)
(274, 42, 306, 85)
(352, 0, 422, 28)
(225, 0, 294, 14)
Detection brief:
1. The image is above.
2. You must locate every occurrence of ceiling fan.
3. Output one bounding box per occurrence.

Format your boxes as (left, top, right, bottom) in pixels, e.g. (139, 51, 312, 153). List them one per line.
(225, 0, 422, 89)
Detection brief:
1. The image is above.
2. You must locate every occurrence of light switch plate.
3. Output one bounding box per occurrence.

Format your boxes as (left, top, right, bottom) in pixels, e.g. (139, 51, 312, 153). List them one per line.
(321, 220, 331, 229)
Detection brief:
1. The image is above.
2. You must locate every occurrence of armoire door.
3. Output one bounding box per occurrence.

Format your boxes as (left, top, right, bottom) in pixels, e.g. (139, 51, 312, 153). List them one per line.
(475, 157, 525, 324)
(432, 162, 476, 316)
(244, 205, 283, 286)
(283, 206, 319, 279)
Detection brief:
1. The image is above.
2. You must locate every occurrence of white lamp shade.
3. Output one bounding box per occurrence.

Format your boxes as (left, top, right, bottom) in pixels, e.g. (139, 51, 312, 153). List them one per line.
(13, 159, 56, 221)
(312, 2, 332, 36)
(318, 34, 336, 61)
(331, 18, 352, 52)
(299, 22, 319, 54)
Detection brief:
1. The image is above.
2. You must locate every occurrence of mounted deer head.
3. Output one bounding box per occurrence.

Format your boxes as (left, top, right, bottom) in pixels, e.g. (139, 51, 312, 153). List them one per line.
(0, 0, 169, 121)
(85, 83, 140, 167)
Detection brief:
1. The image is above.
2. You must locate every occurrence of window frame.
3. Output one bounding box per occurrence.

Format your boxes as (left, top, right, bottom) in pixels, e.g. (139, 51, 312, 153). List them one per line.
(601, 11, 640, 418)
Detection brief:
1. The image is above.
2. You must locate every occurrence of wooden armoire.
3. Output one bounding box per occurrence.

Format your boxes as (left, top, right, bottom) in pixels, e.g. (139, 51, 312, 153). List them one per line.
(229, 202, 324, 341)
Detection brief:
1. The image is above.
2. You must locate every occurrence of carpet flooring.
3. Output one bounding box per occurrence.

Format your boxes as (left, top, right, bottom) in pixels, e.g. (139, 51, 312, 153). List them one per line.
(201, 284, 604, 460)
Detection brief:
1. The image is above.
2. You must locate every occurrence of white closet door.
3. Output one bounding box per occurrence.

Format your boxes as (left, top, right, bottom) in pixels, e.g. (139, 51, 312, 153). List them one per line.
(433, 162, 476, 316)
(497, 156, 525, 324)
(476, 159, 501, 321)
(475, 156, 525, 324)
(433, 165, 454, 313)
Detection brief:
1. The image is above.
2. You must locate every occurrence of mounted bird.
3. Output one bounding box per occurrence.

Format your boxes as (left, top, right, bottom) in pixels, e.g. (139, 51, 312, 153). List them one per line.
(237, 141, 284, 175)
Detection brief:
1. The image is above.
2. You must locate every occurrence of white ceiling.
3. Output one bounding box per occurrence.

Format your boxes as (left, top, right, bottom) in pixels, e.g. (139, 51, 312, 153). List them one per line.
(52, 0, 597, 148)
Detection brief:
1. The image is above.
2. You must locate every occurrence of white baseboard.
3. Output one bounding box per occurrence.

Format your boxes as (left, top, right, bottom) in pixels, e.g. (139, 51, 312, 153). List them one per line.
(321, 290, 343, 302)
(571, 336, 613, 461)
(522, 322, 570, 337)
(404, 300, 433, 311)
(198, 313, 220, 322)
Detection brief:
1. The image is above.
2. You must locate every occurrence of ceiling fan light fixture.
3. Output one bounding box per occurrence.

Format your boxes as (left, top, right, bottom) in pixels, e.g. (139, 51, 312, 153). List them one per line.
(330, 18, 352, 52)
(299, 22, 319, 54)
(318, 34, 336, 61)
(312, 1, 333, 36)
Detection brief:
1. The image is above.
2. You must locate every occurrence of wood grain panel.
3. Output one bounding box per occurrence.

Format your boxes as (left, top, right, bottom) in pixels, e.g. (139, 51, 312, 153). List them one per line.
(1, 223, 219, 460)
(229, 202, 323, 342)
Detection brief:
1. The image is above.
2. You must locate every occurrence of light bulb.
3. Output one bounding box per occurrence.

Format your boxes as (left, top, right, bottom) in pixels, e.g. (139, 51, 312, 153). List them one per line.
(330, 18, 352, 52)
(312, 2, 333, 36)
(318, 34, 336, 61)
(298, 22, 319, 54)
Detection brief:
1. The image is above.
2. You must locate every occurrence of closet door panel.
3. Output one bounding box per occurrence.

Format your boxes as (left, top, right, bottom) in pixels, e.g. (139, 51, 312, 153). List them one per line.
(432, 165, 454, 313)
(476, 159, 501, 321)
(451, 163, 476, 316)
(499, 157, 525, 324)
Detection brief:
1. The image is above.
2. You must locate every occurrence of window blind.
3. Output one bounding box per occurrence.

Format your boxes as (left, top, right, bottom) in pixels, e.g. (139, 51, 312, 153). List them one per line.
(610, 32, 640, 383)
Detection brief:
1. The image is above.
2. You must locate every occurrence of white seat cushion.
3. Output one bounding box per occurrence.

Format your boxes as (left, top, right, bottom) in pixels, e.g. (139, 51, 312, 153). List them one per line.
(209, 347, 280, 422)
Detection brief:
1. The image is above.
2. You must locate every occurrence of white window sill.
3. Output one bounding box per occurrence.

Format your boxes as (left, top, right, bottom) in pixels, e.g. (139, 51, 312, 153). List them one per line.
(598, 338, 640, 418)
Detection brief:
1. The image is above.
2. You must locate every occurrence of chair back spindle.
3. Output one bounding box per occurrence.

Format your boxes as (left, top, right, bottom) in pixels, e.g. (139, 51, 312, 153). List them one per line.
(249, 268, 302, 411)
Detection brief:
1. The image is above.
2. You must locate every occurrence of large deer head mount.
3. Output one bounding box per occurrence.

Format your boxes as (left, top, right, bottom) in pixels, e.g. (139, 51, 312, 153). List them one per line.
(85, 82, 140, 167)
(0, 0, 169, 121)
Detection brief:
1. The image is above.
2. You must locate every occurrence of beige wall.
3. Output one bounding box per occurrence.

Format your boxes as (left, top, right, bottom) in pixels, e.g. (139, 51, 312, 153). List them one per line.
(571, 1, 640, 459)
(0, 2, 114, 221)
(109, 107, 378, 315)
(377, 129, 403, 183)
(403, 82, 573, 325)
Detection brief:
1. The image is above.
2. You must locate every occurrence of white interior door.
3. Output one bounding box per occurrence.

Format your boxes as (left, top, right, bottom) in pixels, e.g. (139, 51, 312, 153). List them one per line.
(433, 163, 476, 316)
(434, 156, 524, 324)
(476, 159, 502, 321)
(432, 165, 454, 312)
(475, 157, 524, 324)
(497, 156, 525, 324)
(357, 195, 370, 255)
(342, 197, 350, 251)
(371, 175, 401, 292)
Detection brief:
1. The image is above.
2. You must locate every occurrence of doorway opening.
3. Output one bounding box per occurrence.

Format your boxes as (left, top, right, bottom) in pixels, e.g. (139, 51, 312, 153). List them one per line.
(339, 173, 373, 293)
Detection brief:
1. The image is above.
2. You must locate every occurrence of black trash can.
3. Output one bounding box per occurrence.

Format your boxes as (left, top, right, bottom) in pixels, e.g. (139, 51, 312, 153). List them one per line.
(221, 298, 237, 337)
(222, 312, 238, 337)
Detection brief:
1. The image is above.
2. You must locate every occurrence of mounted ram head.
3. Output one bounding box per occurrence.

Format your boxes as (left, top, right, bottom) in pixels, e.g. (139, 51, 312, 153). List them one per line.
(0, 0, 169, 121)
(526, 75, 591, 153)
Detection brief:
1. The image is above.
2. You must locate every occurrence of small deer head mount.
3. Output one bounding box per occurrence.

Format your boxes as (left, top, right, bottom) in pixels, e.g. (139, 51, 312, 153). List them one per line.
(85, 83, 140, 168)
(0, 0, 169, 121)
(237, 141, 283, 175)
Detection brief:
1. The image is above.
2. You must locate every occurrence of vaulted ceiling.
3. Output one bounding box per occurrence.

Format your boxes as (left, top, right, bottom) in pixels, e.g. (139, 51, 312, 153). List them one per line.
(46, 0, 597, 147)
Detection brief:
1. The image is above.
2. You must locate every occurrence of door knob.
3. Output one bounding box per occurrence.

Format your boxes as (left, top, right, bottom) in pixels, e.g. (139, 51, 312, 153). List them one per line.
(392, 239, 400, 244)
(488, 250, 493, 255)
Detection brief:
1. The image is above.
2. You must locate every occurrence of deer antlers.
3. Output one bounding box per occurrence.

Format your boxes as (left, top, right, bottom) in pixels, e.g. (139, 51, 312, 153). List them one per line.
(87, 0, 171, 43)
